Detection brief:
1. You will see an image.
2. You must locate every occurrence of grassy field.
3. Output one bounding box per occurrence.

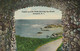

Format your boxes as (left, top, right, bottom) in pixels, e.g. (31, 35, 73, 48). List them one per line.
(16, 35, 62, 51)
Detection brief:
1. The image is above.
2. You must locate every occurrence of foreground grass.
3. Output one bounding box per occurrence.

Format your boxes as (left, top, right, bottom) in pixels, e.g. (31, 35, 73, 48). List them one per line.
(57, 43, 63, 51)
(16, 35, 62, 51)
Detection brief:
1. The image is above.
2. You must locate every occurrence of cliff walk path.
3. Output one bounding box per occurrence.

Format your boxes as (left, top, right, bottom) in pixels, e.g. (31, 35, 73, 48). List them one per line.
(35, 38, 62, 51)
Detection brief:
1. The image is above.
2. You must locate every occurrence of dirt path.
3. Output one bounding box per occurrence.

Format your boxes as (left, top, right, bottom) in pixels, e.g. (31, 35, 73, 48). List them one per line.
(35, 38, 62, 51)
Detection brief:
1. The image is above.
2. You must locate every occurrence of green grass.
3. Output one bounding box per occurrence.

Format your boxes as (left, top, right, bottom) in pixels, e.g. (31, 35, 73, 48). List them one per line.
(57, 43, 62, 51)
(16, 35, 62, 51)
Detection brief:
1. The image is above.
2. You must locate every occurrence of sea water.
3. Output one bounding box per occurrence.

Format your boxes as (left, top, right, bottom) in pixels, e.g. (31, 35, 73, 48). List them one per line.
(15, 19, 62, 38)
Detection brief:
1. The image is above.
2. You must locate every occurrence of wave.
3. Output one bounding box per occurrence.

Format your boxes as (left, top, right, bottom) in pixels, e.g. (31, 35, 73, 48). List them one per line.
(21, 24, 29, 26)
(31, 24, 42, 28)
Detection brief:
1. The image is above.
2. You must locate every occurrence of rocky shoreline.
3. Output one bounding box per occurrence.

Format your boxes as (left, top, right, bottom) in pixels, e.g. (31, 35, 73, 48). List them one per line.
(40, 24, 62, 31)
(44, 24, 62, 28)
(37, 24, 63, 38)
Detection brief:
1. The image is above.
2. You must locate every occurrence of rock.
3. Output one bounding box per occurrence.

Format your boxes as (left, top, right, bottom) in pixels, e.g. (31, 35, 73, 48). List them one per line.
(2, 28, 8, 34)
(44, 24, 62, 28)
(71, 42, 75, 45)
(77, 28, 80, 31)
(40, 28, 49, 31)
(0, 26, 2, 30)
(73, 29, 76, 33)
(73, 38, 78, 42)
(6, 45, 9, 49)
(70, 31, 74, 36)
(76, 34, 80, 39)
(46, 35, 49, 38)
(0, 30, 2, 35)
(50, 35, 55, 38)
(78, 39, 80, 45)
(37, 32, 42, 34)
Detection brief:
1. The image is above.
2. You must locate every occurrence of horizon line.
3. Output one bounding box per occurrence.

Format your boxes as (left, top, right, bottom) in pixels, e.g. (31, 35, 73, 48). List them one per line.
(15, 19, 61, 20)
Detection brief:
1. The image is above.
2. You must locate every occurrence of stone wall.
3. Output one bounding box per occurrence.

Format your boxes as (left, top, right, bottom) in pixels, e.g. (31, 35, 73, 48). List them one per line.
(62, 6, 80, 51)
(0, 10, 16, 51)
(0, 0, 80, 51)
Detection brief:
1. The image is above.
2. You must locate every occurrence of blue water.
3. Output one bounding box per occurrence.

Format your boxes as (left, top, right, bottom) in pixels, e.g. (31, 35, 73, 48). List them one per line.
(15, 19, 62, 38)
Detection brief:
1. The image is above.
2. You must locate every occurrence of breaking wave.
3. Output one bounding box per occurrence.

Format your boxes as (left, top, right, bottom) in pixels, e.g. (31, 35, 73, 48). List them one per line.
(31, 24, 42, 28)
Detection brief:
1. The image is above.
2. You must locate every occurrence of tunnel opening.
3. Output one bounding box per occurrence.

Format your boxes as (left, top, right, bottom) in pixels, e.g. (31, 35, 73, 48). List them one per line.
(0, 0, 79, 51)
(14, 6, 63, 51)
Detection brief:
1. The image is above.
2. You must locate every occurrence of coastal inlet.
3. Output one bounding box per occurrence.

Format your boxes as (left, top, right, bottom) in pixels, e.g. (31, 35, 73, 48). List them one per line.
(15, 19, 63, 38)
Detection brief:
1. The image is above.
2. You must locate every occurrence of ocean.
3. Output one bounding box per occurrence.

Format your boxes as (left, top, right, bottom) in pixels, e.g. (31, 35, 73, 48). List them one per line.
(15, 19, 63, 38)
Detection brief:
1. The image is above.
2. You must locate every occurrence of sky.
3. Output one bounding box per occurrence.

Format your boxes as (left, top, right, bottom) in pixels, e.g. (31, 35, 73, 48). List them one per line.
(14, 6, 62, 19)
